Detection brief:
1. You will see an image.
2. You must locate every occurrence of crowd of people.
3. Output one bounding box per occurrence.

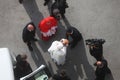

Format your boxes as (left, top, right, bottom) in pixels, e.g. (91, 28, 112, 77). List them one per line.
(17, 0, 112, 80)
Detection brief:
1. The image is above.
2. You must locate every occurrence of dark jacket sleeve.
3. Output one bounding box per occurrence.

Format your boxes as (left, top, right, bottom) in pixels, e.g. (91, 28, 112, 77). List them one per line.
(89, 47, 94, 56)
(22, 27, 28, 42)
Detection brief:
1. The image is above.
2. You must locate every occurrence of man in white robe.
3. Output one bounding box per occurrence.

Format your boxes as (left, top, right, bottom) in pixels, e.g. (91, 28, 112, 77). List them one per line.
(48, 39, 69, 65)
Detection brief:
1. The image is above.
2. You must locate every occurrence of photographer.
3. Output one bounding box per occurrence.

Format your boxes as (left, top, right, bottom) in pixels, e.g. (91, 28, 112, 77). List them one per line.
(86, 39, 105, 61)
(95, 59, 111, 80)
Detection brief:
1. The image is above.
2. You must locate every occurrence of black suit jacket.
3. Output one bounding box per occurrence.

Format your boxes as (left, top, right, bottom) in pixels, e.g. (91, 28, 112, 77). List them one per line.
(66, 27, 82, 41)
(22, 22, 36, 42)
(95, 59, 110, 78)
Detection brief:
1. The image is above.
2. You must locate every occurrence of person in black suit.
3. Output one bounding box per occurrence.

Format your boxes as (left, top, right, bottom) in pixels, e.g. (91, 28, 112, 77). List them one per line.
(95, 59, 111, 80)
(51, 0, 69, 19)
(66, 27, 82, 48)
(22, 22, 38, 51)
(89, 44, 103, 61)
(57, 0, 68, 18)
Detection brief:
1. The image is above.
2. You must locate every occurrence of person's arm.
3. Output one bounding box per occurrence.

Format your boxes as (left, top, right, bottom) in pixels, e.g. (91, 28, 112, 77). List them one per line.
(56, 42, 64, 50)
(89, 45, 94, 56)
(66, 33, 69, 39)
(22, 29, 28, 43)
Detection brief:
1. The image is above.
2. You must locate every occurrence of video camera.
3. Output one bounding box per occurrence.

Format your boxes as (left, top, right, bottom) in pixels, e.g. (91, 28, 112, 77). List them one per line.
(85, 39, 105, 46)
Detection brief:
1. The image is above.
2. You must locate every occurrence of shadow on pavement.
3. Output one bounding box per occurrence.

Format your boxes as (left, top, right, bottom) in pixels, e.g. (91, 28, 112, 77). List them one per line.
(22, 0, 44, 36)
(46, 0, 53, 14)
(62, 16, 71, 28)
(56, 39, 95, 80)
(55, 17, 95, 80)
(30, 42, 46, 67)
(30, 42, 53, 77)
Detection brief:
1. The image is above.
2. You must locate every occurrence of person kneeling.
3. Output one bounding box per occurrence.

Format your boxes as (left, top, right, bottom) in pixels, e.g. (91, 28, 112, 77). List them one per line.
(48, 39, 69, 65)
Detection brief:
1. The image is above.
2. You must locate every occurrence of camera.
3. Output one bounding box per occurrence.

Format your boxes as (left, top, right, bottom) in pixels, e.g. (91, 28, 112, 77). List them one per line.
(85, 39, 105, 46)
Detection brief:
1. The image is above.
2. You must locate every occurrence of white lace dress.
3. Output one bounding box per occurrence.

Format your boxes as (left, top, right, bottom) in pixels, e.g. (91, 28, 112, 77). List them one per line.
(48, 41, 67, 65)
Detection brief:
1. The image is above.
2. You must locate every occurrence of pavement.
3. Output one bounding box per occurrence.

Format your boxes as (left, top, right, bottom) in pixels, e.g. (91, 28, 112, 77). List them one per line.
(0, 0, 120, 80)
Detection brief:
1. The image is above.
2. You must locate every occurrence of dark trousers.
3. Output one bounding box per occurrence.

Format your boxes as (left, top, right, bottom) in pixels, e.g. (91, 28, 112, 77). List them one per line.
(27, 41, 32, 47)
(26, 38, 37, 51)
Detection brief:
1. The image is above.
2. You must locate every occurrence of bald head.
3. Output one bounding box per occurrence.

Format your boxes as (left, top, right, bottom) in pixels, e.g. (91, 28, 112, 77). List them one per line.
(21, 54, 27, 60)
(96, 61, 104, 68)
(96, 61, 102, 65)
(27, 24, 34, 31)
(60, 39, 69, 46)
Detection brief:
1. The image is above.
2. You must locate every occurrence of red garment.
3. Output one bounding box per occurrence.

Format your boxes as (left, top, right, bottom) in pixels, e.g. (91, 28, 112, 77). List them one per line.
(39, 16, 58, 40)
(39, 16, 57, 32)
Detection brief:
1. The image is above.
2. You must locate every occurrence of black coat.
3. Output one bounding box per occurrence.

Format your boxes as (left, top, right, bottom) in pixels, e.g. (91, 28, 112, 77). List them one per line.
(22, 22, 36, 42)
(66, 27, 82, 41)
(14, 61, 33, 80)
(95, 59, 111, 80)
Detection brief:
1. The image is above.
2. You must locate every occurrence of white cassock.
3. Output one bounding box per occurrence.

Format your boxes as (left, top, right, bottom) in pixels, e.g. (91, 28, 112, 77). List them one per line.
(48, 41, 67, 65)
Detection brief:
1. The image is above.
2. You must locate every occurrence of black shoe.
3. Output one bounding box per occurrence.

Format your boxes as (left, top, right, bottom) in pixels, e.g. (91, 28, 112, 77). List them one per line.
(65, 5, 69, 8)
(106, 68, 111, 74)
(94, 62, 97, 66)
(28, 46, 33, 51)
(19, 0, 23, 4)
(44, 2, 47, 6)
(33, 38, 38, 41)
